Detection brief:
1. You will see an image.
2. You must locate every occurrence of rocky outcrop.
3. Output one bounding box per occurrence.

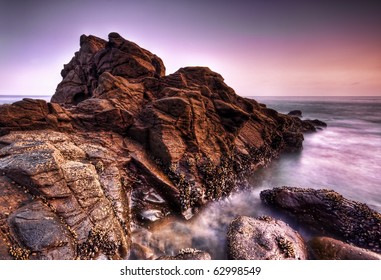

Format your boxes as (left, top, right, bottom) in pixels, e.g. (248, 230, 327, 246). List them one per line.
(227, 216, 307, 260)
(308, 236, 381, 260)
(260, 187, 381, 253)
(51, 33, 165, 104)
(0, 33, 326, 259)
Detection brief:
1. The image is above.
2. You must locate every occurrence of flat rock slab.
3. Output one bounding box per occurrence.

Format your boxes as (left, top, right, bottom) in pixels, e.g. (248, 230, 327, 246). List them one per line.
(8, 201, 75, 260)
(227, 216, 307, 260)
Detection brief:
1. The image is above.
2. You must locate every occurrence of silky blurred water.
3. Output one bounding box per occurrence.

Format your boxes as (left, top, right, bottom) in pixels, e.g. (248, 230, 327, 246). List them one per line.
(254, 96, 381, 212)
(134, 96, 381, 259)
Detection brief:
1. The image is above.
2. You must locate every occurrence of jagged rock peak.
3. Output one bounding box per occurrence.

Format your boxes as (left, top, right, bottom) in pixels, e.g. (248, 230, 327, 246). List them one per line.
(52, 32, 165, 104)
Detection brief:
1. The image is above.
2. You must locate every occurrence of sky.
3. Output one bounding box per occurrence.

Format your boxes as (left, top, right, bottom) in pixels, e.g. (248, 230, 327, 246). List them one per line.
(0, 0, 380, 97)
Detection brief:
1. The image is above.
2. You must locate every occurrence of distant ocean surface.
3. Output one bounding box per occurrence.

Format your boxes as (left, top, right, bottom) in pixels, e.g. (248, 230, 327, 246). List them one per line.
(1, 95, 380, 258)
(0, 95, 51, 104)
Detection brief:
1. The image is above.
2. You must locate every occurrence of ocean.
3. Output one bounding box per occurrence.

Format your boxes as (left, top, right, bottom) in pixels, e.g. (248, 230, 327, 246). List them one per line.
(0, 95, 51, 104)
(1, 95, 380, 259)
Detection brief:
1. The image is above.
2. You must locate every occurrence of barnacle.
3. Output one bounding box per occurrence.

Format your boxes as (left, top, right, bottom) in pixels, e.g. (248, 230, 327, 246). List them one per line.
(77, 227, 118, 260)
(276, 236, 295, 258)
(9, 245, 30, 260)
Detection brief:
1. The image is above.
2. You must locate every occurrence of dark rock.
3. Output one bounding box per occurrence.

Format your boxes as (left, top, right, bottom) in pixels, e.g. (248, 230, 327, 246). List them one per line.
(260, 187, 381, 253)
(309, 236, 381, 260)
(282, 131, 304, 152)
(214, 99, 250, 133)
(8, 201, 75, 260)
(227, 216, 307, 260)
(288, 110, 302, 117)
(157, 248, 211, 260)
(306, 119, 327, 128)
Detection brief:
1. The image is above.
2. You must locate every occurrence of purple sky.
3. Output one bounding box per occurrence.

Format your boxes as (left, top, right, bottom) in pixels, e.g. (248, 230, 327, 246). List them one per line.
(1, 0, 380, 97)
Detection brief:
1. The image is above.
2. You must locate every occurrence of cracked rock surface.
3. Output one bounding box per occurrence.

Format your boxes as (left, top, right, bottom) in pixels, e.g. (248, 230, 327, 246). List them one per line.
(0, 33, 325, 259)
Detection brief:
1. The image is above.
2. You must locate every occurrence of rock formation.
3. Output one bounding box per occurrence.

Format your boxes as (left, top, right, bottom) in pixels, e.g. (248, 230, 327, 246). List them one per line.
(0, 33, 325, 259)
(260, 187, 381, 253)
(227, 216, 307, 260)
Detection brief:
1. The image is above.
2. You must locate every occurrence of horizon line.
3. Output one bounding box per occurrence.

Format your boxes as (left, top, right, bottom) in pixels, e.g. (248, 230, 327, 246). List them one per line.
(1, 94, 381, 98)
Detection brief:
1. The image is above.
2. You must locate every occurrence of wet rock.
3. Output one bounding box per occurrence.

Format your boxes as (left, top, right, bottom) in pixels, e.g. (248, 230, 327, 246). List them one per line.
(282, 131, 304, 152)
(288, 110, 302, 117)
(227, 216, 307, 260)
(305, 119, 327, 128)
(260, 187, 381, 253)
(309, 236, 381, 260)
(8, 201, 75, 260)
(139, 209, 164, 222)
(157, 248, 211, 260)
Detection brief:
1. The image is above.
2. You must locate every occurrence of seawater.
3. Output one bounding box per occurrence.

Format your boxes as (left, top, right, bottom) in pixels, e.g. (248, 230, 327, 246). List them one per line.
(134, 96, 381, 259)
(0, 95, 51, 105)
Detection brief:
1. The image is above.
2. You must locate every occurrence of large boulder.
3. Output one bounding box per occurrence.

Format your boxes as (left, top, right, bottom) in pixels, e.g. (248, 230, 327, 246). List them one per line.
(260, 187, 381, 253)
(227, 216, 307, 260)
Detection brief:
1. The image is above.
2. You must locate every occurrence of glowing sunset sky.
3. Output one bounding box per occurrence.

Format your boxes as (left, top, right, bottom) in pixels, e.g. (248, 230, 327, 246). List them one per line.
(1, 0, 380, 96)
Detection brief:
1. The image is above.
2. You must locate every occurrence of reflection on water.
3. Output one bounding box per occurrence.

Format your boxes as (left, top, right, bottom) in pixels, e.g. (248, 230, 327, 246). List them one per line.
(132, 96, 381, 259)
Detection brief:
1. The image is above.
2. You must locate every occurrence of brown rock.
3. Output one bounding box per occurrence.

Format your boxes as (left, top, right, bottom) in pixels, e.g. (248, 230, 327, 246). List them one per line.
(52, 32, 164, 104)
(52, 35, 107, 104)
(309, 236, 381, 260)
(227, 216, 307, 260)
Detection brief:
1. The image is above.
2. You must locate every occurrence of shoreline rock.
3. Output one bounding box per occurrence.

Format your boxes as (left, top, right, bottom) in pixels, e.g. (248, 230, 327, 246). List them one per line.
(0, 33, 326, 259)
(287, 110, 302, 117)
(260, 186, 381, 253)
